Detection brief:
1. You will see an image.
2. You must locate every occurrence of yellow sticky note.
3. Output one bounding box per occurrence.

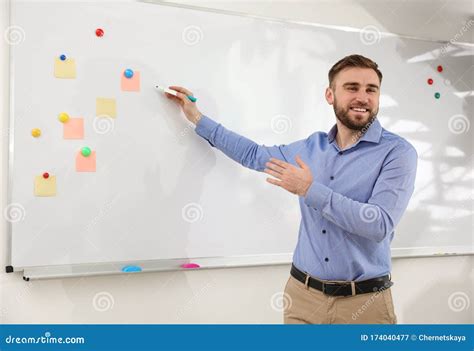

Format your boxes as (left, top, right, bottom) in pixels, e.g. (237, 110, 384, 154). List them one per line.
(63, 118, 84, 139)
(54, 57, 76, 79)
(34, 176, 57, 197)
(76, 151, 96, 172)
(121, 71, 141, 92)
(96, 98, 116, 118)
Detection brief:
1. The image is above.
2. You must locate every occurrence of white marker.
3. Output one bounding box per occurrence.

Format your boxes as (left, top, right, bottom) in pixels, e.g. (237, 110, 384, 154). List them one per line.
(155, 85, 197, 102)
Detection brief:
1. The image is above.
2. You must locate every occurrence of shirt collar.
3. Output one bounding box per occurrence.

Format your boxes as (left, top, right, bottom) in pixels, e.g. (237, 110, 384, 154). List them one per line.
(327, 117, 383, 145)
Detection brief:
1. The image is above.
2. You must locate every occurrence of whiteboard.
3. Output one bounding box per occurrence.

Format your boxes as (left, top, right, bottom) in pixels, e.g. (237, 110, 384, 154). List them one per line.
(7, 0, 473, 279)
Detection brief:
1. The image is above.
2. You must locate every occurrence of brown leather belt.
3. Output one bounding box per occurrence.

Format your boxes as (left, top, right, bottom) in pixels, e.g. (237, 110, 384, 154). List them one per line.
(290, 264, 393, 296)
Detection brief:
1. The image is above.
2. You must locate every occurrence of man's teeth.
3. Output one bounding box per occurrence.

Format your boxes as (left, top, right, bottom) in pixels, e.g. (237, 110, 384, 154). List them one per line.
(351, 107, 367, 112)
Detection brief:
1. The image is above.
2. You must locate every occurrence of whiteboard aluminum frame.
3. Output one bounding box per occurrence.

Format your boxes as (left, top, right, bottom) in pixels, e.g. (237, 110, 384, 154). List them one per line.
(6, 0, 474, 280)
(17, 246, 474, 280)
(141, 0, 474, 47)
(5, 0, 15, 271)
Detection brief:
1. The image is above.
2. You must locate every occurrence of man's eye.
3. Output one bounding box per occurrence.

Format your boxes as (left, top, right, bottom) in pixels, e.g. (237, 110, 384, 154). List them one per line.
(348, 87, 357, 91)
(367, 89, 377, 93)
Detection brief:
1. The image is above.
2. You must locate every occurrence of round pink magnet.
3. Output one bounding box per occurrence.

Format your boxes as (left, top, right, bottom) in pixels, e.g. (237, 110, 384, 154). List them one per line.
(181, 263, 200, 269)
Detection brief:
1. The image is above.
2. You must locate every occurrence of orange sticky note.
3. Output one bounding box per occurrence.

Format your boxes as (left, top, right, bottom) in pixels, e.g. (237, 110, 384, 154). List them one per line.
(121, 71, 140, 92)
(54, 57, 76, 79)
(76, 151, 96, 172)
(63, 118, 84, 139)
(34, 175, 57, 196)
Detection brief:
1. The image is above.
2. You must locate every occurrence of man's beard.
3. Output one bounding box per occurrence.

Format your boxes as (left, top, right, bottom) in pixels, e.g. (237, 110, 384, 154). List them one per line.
(333, 98, 378, 131)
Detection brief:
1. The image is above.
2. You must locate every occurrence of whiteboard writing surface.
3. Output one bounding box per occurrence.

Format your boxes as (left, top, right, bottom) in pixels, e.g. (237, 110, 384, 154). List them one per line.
(8, 0, 473, 278)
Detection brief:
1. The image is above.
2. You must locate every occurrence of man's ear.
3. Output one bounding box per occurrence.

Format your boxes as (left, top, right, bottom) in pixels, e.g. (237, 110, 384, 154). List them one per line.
(325, 87, 334, 105)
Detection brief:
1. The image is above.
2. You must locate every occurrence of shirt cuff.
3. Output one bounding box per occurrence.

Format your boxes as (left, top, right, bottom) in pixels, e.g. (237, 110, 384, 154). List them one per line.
(195, 115, 219, 140)
(304, 181, 332, 210)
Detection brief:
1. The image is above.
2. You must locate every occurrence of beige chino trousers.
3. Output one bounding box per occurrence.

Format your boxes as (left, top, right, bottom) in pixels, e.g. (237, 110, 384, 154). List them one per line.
(283, 276, 397, 324)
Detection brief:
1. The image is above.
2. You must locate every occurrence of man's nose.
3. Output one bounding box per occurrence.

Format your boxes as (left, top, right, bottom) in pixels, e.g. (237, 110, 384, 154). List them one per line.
(354, 92, 369, 104)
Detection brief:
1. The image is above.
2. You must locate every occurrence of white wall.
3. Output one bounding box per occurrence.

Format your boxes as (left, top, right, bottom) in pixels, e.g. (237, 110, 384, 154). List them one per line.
(1, 0, 472, 324)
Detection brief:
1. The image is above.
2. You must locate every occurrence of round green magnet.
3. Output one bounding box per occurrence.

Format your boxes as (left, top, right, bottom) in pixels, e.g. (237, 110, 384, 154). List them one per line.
(434, 92, 441, 99)
(81, 146, 92, 157)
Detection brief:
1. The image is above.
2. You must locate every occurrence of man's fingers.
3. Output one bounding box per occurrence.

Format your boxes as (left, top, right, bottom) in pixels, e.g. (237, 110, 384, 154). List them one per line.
(269, 158, 289, 169)
(265, 162, 284, 174)
(169, 86, 193, 96)
(165, 93, 182, 103)
(175, 92, 190, 104)
(295, 155, 307, 169)
(267, 177, 295, 194)
(167, 94, 184, 106)
(264, 169, 282, 179)
(266, 177, 282, 186)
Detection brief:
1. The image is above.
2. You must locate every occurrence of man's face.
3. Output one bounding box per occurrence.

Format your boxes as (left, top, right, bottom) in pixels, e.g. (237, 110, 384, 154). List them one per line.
(325, 67, 381, 131)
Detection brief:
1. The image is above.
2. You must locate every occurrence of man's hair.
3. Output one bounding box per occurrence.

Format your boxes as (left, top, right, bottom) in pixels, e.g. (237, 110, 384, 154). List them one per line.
(328, 54, 383, 88)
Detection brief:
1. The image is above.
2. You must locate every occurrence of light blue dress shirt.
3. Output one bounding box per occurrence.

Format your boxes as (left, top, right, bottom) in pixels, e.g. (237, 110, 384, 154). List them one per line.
(195, 115, 418, 281)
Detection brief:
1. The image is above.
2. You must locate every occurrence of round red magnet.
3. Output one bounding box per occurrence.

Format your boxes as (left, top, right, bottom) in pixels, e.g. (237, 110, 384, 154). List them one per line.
(95, 28, 104, 37)
(43, 172, 49, 179)
(437, 65, 443, 72)
(427, 78, 433, 85)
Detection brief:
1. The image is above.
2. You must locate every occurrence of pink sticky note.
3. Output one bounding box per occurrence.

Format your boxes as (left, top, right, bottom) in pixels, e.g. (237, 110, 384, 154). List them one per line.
(63, 118, 84, 139)
(76, 151, 96, 172)
(121, 71, 140, 92)
(181, 263, 200, 269)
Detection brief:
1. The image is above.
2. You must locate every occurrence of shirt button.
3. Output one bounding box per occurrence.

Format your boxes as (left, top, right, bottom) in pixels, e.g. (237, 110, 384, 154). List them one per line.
(322, 229, 326, 234)
(338, 151, 343, 155)
(330, 176, 334, 180)
(324, 257, 329, 262)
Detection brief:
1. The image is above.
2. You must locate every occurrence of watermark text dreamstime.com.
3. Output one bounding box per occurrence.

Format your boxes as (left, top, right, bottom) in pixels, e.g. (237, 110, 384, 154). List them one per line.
(4, 332, 85, 345)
